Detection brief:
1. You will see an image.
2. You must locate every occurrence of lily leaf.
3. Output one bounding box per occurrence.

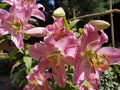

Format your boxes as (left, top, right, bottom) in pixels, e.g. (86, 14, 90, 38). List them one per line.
(23, 56, 32, 69)
(11, 60, 22, 73)
(69, 19, 80, 29)
(0, 3, 9, 9)
(82, 80, 91, 88)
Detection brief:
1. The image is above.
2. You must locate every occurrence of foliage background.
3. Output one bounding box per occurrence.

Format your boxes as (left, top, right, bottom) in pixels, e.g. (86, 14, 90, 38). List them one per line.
(1, 0, 120, 90)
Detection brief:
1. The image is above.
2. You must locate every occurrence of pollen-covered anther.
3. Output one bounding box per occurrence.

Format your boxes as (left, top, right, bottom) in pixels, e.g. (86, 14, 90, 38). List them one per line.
(46, 51, 61, 63)
(30, 80, 39, 86)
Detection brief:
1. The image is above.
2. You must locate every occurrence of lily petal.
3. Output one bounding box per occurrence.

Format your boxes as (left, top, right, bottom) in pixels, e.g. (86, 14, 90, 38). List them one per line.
(52, 61, 66, 88)
(25, 27, 48, 37)
(32, 9, 45, 21)
(11, 34, 24, 50)
(98, 47, 120, 64)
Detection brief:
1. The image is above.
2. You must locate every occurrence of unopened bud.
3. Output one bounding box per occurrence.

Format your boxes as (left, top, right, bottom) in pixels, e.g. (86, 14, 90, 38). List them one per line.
(89, 20, 110, 30)
(53, 7, 65, 18)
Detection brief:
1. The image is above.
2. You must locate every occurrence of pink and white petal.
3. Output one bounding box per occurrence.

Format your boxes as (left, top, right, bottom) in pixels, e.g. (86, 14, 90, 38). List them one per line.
(44, 36, 56, 47)
(98, 47, 120, 58)
(73, 60, 85, 85)
(87, 72, 100, 89)
(23, 83, 35, 90)
(37, 60, 51, 72)
(98, 47, 120, 64)
(63, 56, 76, 66)
(34, 4, 45, 12)
(29, 43, 48, 60)
(0, 28, 9, 35)
(83, 24, 100, 44)
(45, 24, 55, 32)
(25, 27, 48, 37)
(32, 9, 45, 21)
(0, 9, 10, 19)
(24, 24, 35, 32)
(73, 58, 95, 85)
(99, 30, 108, 44)
(52, 62, 66, 88)
(65, 45, 78, 58)
(2, 0, 14, 5)
(11, 34, 24, 50)
(81, 24, 100, 50)
(55, 36, 77, 52)
(89, 31, 108, 51)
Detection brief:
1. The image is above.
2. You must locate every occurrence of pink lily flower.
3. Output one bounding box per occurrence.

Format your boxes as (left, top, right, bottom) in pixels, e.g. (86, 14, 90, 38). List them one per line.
(77, 72, 100, 90)
(0, 9, 10, 35)
(2, 0, 15, 5)
(24, 65, 52, 90)
(0, 6, 35, 50)
(2, 0, 45, 21)
(45, 18, 74, 41)
(73, 24, 120, 90)
(26, 17, 75, 39)
(29, 36, 77, 88)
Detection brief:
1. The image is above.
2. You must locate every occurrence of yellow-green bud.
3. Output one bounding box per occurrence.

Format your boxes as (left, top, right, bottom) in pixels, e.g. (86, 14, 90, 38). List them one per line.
(53, 7, 65, 18)
(88, 20, 110, 30)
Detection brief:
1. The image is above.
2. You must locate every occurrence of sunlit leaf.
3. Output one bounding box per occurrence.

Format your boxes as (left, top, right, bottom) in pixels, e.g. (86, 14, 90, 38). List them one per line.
(82, 80, 91, 88)
(23, 56, 32, 69)
(69, 19, 80, 29)
(0, 3, 9, 9)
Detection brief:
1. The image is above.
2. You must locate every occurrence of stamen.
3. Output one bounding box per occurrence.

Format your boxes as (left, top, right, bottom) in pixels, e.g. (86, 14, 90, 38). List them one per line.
(46, 51, 61, 63)
(84, 47, 110, 72)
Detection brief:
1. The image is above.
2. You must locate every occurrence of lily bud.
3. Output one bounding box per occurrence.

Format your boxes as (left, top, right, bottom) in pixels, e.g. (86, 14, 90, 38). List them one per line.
(88, 20, 110, 30)
(53, 7, 65, 18)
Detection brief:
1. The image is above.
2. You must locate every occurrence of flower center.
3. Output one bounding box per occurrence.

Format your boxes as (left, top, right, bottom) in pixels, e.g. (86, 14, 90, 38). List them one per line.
(24, 0, 32, 6)
(84, 46, 110, 71)
(30, 80, 41, 90)
(30, 80, 39, 86)
(4, 19, 24, 35)
(11, 19, 23, 33)
(29, 75, 46, 90)
(46, 50, 62, 68)
(46, 51, 61, 63)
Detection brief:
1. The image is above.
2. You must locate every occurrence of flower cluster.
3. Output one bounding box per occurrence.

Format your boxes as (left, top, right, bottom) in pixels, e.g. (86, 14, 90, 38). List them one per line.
(0, 0, 45, 50)
(0, 0, 120, 90)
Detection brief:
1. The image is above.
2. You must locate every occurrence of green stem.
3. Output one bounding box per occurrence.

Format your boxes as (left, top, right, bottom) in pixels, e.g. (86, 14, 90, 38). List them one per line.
(63, 16, 70, 30)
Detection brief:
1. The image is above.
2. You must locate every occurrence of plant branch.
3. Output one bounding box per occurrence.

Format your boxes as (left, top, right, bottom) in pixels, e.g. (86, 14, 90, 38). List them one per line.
(109, 0, 115, 47)
(68, 9, 120, 21)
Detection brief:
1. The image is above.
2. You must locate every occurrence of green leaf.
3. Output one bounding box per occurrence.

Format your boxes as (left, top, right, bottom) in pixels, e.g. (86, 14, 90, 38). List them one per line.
(69, 19, 80, 29)
(11, 60, 22, 73)
(0, 3, 9, 9)
(23, 56, 32, 69)
(11, 68, 26, 85)
(82, 80, 91, 88)
(18, 78, 28, 88)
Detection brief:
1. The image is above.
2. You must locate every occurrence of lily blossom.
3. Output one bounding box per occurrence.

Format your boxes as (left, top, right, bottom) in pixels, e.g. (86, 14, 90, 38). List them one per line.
(2, 0, 45, 21)
(0, 9, 10, 35)
(0, 6, 34, 50)
(29, 36, 77, 88)
(77, 72, 100, 90)
(24, 65, 52, 90)
(73, 24, 120, 90)
(45, 18, 74, 41)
